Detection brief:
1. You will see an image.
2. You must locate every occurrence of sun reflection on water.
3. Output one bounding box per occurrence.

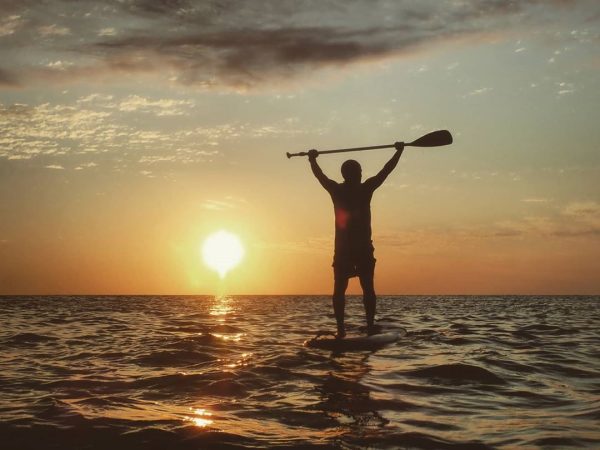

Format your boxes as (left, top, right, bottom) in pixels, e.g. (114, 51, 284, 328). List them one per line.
(210, 296, 233, 318)
(223, 352, 252, 369)
(187, 408, 214, 428)
(212, 332, 243, 342)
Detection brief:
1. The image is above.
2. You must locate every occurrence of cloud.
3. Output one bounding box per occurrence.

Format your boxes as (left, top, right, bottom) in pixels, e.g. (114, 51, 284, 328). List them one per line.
(0, 14, 23, 37)
(372, 202, 600, 253)
(74, 162, 97, 170)
(98, 27, 116, 37)
(563, 201, 600, 220)
(522, 198, 550, 203)
(0, 100, 195, 163)
(256, 236, 330, 254)
(77, 93, 114, 103)
(201, 196, 249, 211)
(46, 60, 74, 70)
(38, 24, 70, 37)
(479, 203, 600, 239)
(91, 26, 407, 89)
(0, 0, 593, 90)
(0, 97, 319, 165)
(117, 95, 193, 116)
(465, 87, 493, 97)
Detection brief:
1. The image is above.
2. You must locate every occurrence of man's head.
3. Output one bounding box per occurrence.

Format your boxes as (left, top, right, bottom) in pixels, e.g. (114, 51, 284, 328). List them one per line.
(341, 159, 362, 184)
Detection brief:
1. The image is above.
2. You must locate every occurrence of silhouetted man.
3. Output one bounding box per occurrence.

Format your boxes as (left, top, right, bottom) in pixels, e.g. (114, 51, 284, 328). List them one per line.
(308, 142, 404, 338)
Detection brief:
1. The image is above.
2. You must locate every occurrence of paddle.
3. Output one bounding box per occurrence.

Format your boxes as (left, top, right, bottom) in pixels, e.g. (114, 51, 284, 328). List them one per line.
(286, 129, 452, 159)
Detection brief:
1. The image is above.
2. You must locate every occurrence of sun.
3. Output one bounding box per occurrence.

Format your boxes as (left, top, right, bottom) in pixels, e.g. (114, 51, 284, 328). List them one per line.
(201, 230, 244, 278)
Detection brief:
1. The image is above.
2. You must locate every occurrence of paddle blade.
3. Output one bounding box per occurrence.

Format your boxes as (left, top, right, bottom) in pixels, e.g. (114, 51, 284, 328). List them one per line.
(408, 130, 453, 147)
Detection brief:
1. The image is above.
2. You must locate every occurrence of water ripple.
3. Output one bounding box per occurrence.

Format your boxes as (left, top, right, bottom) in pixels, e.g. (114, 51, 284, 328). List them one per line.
(0, 295, 598, 449)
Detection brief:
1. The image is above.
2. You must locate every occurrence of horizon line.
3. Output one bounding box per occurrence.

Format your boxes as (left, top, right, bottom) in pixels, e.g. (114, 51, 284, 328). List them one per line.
(1, 293, 598, 297)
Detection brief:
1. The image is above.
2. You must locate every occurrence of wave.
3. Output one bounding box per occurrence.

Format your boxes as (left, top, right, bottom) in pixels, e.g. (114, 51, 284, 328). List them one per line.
(442, 337, 475, 346)
(405, 363, 506, 385)
(347, 431, 494, 450)
(136, 350, 216, 367)
(478, 356, 539, 374)
(5, 332, 58, 345)
(204, 379, 248, 397)
(402, 419, 461, 431)
(519, 324, 576, 335)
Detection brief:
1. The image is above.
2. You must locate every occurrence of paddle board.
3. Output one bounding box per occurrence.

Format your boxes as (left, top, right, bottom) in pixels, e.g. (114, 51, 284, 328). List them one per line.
(304, 328, 406, 351)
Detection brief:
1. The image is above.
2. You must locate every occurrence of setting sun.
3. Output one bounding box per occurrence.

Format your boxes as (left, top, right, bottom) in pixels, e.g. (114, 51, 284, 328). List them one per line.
(201, 231, 245, 278)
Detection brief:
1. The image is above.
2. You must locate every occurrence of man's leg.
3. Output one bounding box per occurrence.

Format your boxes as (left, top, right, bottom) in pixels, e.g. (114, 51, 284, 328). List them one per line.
(358, 262, 377, 331)
(333, 275, 348, 338)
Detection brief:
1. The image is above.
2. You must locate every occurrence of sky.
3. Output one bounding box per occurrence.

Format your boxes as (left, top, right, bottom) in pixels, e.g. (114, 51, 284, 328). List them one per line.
(0, 0, 599, 295)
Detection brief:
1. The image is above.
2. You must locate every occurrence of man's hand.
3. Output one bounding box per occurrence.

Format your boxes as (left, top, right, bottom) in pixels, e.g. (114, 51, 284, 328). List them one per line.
(394, 141, 404, 153)
(308, 149, 319, 160)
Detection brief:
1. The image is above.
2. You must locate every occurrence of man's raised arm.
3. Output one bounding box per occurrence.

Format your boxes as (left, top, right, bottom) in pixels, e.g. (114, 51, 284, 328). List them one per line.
(365, 142, 404, 191)
(308, 149, 336, 192)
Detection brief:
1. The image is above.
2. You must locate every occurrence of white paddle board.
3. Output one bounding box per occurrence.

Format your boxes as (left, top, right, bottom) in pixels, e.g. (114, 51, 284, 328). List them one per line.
(305, 328, 406, 351)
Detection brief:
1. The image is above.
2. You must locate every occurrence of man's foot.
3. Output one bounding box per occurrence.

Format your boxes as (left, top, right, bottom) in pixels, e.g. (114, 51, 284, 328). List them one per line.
(335, 329, 346, 339)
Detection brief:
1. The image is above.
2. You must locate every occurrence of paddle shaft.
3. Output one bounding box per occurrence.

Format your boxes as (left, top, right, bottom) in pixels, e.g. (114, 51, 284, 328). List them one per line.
(286, 129, 452, 159)
(287, 143, 397, 159)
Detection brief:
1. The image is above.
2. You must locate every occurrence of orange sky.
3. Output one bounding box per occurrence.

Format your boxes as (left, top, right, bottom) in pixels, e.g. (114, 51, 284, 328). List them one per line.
(1, 1, 599, 294)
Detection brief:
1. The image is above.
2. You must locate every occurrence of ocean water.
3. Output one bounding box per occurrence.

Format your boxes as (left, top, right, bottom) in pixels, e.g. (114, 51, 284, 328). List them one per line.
(0, 296, 598, 450)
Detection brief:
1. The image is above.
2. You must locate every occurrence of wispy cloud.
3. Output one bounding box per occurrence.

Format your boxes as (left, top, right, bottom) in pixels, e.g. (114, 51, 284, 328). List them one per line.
(563, 201, 600, 219)
(74, 162, 97, 170)
(557, 81, 575, 95)
(0, 14, 23, 37)
(464, 87, 493, 97)
(522, 198, 551, 203)
(256, 236, 331, 254)
(367, 202, 600, 254)
(77, 93, 114, 103)
(201, 196, 249, 211)
(0, 100, 201, 163)
(479, 203, 600, 239)
(38, 24, 70, 37)
(0, 97, 319, 166)
(117, 95, 194, 116)
(98, 27, 116, 37)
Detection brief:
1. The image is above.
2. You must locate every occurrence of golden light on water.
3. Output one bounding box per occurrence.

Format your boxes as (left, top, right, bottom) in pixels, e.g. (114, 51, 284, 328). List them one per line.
(212, 332, 243, 342)
(210, 296, 233, 319)
(201, 231, 244, 278)
(188, 408, 213, 428)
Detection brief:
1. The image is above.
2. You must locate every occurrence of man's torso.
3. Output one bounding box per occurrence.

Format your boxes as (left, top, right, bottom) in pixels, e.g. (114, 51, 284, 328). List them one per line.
(329, 182, 375, 254)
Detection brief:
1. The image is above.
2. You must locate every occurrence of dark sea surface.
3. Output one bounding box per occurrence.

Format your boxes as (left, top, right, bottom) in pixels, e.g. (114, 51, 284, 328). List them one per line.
(1, 296, 599, 450)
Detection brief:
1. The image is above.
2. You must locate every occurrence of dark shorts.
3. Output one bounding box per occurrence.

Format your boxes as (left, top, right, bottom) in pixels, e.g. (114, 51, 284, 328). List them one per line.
(333, 246, 376, 280)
